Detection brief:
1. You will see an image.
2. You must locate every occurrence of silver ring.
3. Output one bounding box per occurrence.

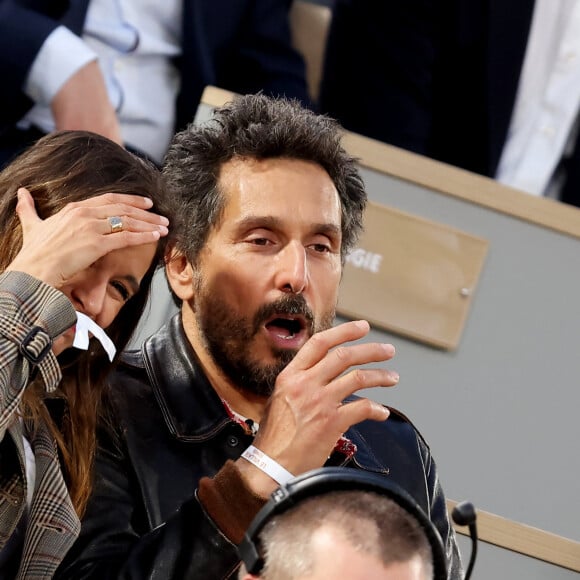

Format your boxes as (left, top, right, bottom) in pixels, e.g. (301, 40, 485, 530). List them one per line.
(108, 216, 123, 234)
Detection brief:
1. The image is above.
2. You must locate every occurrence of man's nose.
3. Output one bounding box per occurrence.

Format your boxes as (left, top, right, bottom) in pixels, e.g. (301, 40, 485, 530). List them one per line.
(276, 241, 308, 294)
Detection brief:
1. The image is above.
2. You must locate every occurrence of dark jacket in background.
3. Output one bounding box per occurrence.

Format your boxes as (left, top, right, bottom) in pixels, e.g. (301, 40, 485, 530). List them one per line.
(320, 0, 580, 207)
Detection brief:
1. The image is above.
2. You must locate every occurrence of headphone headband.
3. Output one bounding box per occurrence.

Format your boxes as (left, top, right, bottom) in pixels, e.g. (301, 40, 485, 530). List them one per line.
(238, 467, 448, 579)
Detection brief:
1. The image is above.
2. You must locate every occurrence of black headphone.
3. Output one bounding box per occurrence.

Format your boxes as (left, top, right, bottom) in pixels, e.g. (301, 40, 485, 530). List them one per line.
(238, 467, 448, 580)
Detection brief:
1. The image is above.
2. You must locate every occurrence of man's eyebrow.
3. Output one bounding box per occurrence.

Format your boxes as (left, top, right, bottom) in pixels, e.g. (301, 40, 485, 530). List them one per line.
(235, 216, 341, 238)
(235, 215, 281, 231)
(312, 223, 341, 239)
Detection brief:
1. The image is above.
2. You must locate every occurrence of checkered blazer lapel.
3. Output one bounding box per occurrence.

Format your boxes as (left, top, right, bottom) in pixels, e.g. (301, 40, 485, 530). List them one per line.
(16, 420, 80, 579)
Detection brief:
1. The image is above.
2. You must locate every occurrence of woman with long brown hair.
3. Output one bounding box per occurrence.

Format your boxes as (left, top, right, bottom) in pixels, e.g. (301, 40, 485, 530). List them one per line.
(0, 130, 172, 578)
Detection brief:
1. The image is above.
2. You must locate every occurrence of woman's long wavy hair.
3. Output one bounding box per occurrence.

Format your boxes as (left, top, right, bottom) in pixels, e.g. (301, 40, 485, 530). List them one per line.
(0, 131, 172, 516)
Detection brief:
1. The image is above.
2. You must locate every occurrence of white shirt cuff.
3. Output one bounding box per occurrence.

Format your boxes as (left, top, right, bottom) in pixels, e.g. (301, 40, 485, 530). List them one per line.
(24, 25, 98, 105)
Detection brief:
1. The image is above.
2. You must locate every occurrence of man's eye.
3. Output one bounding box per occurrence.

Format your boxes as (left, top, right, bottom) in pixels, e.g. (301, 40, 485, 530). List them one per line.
(250, 238, 270, 246)
(312, 243, 331, 253)
(111, 281, 131, 301)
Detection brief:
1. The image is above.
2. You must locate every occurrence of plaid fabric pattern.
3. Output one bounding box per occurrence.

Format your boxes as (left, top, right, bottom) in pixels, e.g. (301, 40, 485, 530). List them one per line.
(0, 272, 80, 578)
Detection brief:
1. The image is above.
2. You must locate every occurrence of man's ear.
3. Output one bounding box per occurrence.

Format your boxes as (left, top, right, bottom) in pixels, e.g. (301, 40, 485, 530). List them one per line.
(165, 246, 195, 301)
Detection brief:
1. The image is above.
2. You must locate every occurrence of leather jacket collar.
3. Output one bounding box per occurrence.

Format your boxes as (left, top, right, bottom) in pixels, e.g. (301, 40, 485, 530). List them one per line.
(124, 314, 232, 442)
(125, 314, 391, 474)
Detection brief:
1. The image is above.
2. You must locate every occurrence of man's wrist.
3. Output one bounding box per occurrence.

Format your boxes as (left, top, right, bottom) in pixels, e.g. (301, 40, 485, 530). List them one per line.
(241, 445, 294, 486)
(25, 25, 97, 104)
(197, 460, 268, 544)
(235, 454, 281, 499)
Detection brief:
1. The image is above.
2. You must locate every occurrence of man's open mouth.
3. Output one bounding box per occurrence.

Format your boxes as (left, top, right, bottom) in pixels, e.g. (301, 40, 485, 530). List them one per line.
(264, 314, 307, 340)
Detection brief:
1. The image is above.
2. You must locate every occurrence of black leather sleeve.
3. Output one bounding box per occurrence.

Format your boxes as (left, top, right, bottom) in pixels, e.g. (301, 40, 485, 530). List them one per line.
(418, 432, 464, 579)
(55, 420, 241, 580)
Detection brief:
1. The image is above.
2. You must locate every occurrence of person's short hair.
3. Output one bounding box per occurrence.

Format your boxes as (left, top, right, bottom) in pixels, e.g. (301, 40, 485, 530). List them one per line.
(162, 93, 366, 265)
(247, 489, 434, 580)
(238, 468, 447, 580)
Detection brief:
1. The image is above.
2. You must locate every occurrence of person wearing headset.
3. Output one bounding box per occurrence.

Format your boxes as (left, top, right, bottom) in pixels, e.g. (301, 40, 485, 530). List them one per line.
(238, 468, 447, 580)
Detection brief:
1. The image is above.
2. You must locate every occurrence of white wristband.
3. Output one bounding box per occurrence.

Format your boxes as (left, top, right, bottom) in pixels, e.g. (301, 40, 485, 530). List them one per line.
(241, 445, 294, 486)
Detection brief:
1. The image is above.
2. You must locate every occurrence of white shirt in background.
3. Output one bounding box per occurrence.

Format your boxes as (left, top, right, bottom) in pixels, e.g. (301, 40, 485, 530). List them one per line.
(495, 0, 580, 199)
(22, 0, 183, 164)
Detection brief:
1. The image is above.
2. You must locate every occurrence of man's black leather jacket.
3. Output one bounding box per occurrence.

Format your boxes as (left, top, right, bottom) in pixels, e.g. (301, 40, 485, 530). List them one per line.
(57, 314, 463, 579)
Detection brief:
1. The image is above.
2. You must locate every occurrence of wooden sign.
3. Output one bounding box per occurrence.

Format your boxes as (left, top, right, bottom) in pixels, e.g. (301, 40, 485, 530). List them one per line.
(338, 202, 489, 349)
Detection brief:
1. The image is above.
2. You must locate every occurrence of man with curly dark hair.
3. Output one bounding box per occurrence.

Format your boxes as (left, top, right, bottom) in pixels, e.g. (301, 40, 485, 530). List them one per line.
(58, 94, 462, 580)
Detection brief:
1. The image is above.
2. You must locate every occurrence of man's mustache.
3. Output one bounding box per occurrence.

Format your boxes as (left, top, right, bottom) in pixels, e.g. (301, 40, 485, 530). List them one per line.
(253, 294, 315, 335)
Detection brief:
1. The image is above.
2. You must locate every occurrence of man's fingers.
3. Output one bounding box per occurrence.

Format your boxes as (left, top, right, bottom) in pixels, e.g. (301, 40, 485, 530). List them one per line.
(318, 341, 396, 385)
(15, 187, 42, 232)
(338, 397, 390, 427)
(291, 320, 371, 370)
(331, 367, 399, 402)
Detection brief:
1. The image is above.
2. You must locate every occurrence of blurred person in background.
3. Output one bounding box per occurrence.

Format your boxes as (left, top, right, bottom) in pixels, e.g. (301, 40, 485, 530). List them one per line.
(0, 0, 309, 168)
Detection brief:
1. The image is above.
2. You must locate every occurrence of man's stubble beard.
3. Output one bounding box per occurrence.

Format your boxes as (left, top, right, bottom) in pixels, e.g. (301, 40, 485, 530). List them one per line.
(192, 279, 335, 398)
